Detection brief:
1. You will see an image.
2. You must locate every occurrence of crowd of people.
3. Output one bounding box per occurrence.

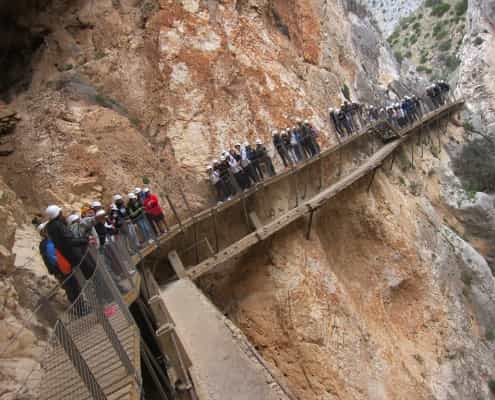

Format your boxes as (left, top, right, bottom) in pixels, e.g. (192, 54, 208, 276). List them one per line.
(329, 81, 451, 138)
(206, 119, 322, 203)
(206, 82, 451, 203)
(37, 81, 452, 305)
(37, 187, 168, 303)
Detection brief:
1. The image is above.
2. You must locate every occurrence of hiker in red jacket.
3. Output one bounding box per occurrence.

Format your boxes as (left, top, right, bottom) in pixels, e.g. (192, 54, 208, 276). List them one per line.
(142, 188, 167, 235)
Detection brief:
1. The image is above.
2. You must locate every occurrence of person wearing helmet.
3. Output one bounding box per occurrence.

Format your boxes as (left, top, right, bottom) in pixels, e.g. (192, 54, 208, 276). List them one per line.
(229, 149, 251, 190)
(142, 188, 167, 235)
(45, 205, 96, 281)
(207, 165, 227, 203)
(126, 192, 154, 245)
(303, 120, 320, 155)
(110, 194, 138, 253)
(38, 222, 80, 303)
(255, 139, 275, 177)
(288, 126, 304, 163)
(237, 143, 259, 184)
(297, 120, 315, 157)
(91, 201, 103, 212)
(329, 107, 344, 139)
(272, 130, 290, 168)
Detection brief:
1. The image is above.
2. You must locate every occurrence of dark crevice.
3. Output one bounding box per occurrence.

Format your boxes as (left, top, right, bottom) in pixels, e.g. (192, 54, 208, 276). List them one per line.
(0, 1, 52, 102)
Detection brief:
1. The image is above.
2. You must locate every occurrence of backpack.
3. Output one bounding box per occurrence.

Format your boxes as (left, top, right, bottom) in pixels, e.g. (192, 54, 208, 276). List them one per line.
(55, 249, 72, 275)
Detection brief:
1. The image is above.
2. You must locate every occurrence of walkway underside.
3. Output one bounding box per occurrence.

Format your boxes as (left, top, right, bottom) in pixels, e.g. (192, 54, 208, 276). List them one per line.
(158, 279, 293, 400)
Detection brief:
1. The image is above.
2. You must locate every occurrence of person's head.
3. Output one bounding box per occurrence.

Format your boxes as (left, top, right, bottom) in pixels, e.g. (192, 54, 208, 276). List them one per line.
(128, 192, 137, 202)
(113, 194, 123, 206)
(91, 201, 102, 211)
(37, 222, 48, 238)
(206, 165, 213, 173)
(235, 143, 241, 151)
(134, 187, 142, 196)
(67, 214, 80, 226)
(255, 139, 262, 147)
(45, 205, 62, 221)
(95, 209, 106, 223)
(143, 187, 150, 197)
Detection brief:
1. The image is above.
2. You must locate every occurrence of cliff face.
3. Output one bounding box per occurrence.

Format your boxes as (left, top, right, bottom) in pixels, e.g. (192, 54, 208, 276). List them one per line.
(1, 0, 495, 399)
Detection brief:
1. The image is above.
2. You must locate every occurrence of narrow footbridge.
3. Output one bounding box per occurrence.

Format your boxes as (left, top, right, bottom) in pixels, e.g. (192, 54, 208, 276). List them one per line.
(37, 99, 463, 400)
(136, 99, 464, 281)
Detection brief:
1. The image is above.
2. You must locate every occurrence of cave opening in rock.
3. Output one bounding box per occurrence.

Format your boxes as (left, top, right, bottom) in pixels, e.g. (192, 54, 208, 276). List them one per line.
(0, 1, 49, 102)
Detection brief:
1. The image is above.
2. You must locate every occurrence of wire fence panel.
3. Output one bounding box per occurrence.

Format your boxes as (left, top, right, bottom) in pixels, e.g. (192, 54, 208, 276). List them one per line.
(34, 245, 141, 400)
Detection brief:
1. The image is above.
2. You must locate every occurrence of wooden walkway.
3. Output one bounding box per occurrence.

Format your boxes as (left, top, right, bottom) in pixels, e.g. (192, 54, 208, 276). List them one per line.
(132, 100, 463, 278)
(39, 307, 141, 400)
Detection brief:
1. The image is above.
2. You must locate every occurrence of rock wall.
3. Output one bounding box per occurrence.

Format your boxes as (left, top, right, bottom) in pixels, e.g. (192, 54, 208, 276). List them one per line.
(362, 0, 423, 36)
(0, 0, 494, 399)
(204, 124, 495, 399)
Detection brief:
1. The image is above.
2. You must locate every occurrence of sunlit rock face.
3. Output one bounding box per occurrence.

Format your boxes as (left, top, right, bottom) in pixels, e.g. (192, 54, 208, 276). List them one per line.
(1, 0, 495, 399)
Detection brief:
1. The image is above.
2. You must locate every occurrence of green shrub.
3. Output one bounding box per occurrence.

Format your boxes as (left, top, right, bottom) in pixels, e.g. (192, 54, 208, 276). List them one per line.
(455, 0, 468, 16)
(489, 379, 495, 394)
(413, 21, 421, 30)
(417, 65, 433, 74)
(439, 40, 452, 51)
(446, 55, 461, 71)
(394, 51, 404, 63)
(453, 137, 495, 192)
(486, 329, 495, 341)
(410, 34, 418, 45)
(142, 176, 150, 184)
(405, 50, 412, 58)
(461, 271, 473, 286)
(341, 84, 351, 101)
(431, 2, 451, 17)
(425, 0, 440, 7)
(435, 29, 449, 40)
(420, 53, 429, 63)
(474, 36, 483, 46)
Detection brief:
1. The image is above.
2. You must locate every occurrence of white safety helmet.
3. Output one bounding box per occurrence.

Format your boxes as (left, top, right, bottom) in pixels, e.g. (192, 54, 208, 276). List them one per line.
(91, 201, 102, 209)
(134, 187, 142, 194)
(67, 214, 80, 225)
(128, 192, 137, 200)
(111, 204, 118, 211)
(220, 155, 226, 161)
(272, 130, 278, 135)
(95, 209, 106, 217)
(296, 118, 302, 123)
(235, 143, 241, 147)
(213, 159, 219, 164)
(255, 139, 262, 145)
(45, 205, 62, 221)
(143, 187, 150, 193)
(304, 119, 309, 124)
(113, 194, 123, 202)
(206, 165, 213, 171)
(243, 141, 249, 147)
(329, 107, 334, 112)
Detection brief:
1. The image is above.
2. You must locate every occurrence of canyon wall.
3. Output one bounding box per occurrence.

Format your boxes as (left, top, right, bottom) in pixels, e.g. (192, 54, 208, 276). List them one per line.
(1, 0, 495, 399)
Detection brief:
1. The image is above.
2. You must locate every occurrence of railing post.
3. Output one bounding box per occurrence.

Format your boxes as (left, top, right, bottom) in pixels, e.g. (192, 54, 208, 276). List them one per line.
(54, 322, 108, 400)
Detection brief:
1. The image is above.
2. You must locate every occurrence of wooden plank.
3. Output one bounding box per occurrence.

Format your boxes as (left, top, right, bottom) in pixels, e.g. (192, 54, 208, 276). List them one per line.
(168, 250, 188, 279)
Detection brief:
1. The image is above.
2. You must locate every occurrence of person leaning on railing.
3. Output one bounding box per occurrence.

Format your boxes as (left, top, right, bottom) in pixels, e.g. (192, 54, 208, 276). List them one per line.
(45, 205, 96, 281)
(38, 221, 80, 303)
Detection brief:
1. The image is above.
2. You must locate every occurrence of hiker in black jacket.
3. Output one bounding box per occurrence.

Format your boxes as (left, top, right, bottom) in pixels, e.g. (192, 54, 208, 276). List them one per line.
(45, 205, 95, 280)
